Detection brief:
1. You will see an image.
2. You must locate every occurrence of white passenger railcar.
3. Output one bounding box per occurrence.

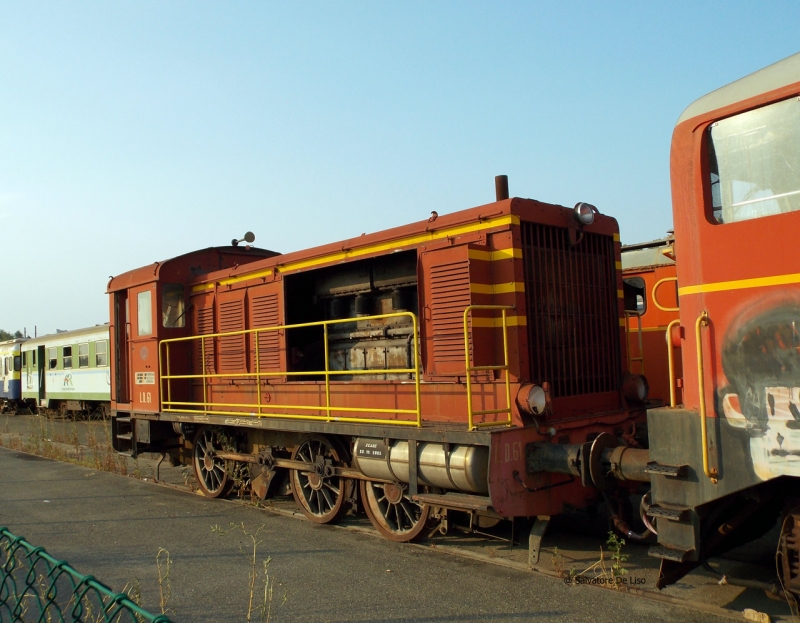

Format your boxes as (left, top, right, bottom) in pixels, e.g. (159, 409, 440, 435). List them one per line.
(21, 325, 111, 416)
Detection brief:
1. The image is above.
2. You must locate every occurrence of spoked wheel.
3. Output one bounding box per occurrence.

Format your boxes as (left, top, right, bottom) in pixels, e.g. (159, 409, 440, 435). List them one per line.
(290, 435, 350, 524)
(193, 427, 234, 498)
(360, 480, 432, 542)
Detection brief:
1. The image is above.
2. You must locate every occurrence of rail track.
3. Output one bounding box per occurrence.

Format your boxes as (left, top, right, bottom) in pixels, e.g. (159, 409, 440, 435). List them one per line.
(0, 412, 794, 622)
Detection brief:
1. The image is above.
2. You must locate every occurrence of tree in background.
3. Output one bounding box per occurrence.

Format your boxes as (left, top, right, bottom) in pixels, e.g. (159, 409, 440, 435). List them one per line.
(0, 330, 23, 341)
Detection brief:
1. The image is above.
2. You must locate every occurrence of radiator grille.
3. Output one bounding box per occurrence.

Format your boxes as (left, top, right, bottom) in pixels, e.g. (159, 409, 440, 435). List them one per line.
(521, 222, 620, 398)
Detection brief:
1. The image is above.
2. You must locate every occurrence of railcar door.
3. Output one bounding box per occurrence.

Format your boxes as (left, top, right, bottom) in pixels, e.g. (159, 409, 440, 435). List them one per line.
(37, 346, 45, 403)
(128, 283, 159, 412)
(113, 291, 131, 405)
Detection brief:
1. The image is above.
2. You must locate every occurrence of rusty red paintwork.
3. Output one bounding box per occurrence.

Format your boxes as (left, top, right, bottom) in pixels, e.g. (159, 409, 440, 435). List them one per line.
(108, 195, 643, 519)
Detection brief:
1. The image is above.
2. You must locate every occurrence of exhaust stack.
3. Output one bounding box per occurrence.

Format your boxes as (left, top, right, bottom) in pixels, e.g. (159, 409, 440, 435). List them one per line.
(495, 175, 509, 201)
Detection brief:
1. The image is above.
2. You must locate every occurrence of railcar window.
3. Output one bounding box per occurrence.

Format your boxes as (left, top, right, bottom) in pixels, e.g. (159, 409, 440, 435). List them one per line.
(78, 343, 89, 368)
(96, 340, 107, 367)
(162, 284, 185, 328)
(22, 352, 26, 366)
(63, 346, 73, 369)
(32, 350, 36, 366)
(138, 290, 153, 336)
(48, 348, 57, 370)
(14, 356, 20, 371)
(709, 97, 800, 224)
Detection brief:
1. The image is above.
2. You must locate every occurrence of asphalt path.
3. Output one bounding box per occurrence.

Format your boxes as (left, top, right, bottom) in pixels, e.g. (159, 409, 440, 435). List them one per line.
(0, 447, 729, 623)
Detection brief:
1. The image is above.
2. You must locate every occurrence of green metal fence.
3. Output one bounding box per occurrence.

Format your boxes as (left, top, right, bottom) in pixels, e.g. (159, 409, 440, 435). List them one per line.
(0, 527, 172, 623)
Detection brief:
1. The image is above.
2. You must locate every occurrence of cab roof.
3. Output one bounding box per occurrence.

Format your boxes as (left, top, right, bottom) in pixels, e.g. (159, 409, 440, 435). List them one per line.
(677, 52, 800, 125)
(107, 246, 279, 293)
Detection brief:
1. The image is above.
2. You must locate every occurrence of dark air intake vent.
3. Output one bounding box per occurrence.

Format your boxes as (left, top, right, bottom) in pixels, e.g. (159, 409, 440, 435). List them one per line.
(521, 222, 620, 398)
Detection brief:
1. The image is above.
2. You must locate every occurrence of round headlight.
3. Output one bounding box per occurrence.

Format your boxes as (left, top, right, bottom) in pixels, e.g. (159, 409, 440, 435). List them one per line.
(573, 202, 596, 226)
(622, 374, 649, 403)
(517, 384, 547, 415)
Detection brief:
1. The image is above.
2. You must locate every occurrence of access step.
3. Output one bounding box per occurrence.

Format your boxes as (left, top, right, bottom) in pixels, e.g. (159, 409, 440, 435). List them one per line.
(412, 493, 492, 511)
(648, 545, 693, 562)
(647, 504, 690, 522)
(644, 461, 687, 478)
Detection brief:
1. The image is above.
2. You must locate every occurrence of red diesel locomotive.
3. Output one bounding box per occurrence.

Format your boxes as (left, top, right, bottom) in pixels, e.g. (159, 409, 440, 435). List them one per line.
(108, 184, 648, 547)
(108, 51, 800, 591)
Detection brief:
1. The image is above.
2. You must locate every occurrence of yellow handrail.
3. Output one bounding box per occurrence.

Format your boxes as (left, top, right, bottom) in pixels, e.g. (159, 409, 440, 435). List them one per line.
(695, 310, 717, 482)
(624, 310, 645, 374)
(665, 319, 681, 408)
(158, 311, 422, 427)
(652, 276, 679, 312)
(463, 304, 515, 431)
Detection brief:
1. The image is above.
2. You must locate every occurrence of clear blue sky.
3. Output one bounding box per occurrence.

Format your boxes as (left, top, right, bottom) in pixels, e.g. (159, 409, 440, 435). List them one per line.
(2, 2, 798, 335)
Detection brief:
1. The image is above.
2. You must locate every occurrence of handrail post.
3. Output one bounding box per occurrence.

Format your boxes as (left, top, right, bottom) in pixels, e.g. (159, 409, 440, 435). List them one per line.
(254, 328, 262, 416)
(464, 307, 475, 430)
(695, 311, 717, 483)
(323, 322, 331, 422)
(653, 276, 679, 312)
(166, 342, 172, 408)
(201, 336, 208, 414)
(665, 319, 681, 408)
(502, 309, 512, 427)
(412, 313, 422, 427)
(158, 341, 164, 409)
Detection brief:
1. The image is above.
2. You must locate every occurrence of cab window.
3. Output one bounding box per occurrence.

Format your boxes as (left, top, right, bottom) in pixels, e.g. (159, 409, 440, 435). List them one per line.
(138, 290, 153, 336)
(709, 97, 800, 224)
(162, 284, 186, 328)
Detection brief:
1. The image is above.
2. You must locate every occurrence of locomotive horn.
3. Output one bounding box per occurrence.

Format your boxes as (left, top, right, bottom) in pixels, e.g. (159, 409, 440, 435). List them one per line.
(231, 231, 256, 247)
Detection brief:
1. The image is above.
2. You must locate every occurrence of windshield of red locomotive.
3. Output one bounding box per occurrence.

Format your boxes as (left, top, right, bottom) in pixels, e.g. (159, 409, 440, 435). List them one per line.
(708, 96, 800, 224)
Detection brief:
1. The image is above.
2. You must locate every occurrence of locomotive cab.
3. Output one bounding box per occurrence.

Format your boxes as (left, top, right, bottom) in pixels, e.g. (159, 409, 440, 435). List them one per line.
(107, 245, 279, 453)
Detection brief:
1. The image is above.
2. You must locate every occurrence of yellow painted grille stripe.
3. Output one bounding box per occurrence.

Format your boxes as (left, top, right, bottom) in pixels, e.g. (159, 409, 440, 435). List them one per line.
(192, 214, 520, 292)
(678, 272, 800, 296)
(613, 233, 620, 242)
(468, 247, 523, 261)
(470, 282, 525, 295)
(615, 261, 622, 270)
(472, 315, 527, 328)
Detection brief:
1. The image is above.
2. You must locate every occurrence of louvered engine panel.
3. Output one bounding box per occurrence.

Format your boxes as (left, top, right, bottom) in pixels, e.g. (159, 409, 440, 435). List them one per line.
(194, 306, 215, 375)
(218, 298, 246, 373)
(251, 292, 281, 372)
(421, 246, 473, 377)
(430, 261, 472, 364)
(521, 222, 619, 398)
